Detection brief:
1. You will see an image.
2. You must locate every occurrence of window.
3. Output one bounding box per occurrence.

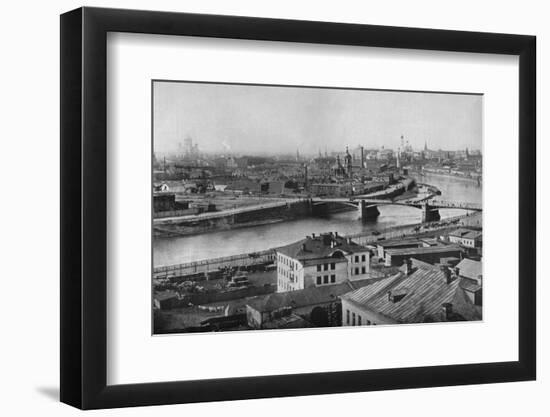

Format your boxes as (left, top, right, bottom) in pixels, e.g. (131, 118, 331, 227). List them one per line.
(316, 276, 321, 285)
(330, 274, 336, 283)
(361, 266, 366, 274)
(317, 265, 321, 272)
(362, 254, 366, 262)
(358, 315, 362, 326)
(323, 263, 328, 271)
(346, 309, 350, 324)
(355, 255, 359, 263)
(323, 275, 329, 284)
(352, 313, 356, 326)
(330, 262, 335, 270)
(355, 267, 359, 275)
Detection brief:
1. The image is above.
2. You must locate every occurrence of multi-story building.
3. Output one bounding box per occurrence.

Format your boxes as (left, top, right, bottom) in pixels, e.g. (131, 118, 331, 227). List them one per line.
(276, 232, 370, 293)
(340, 258, 482, 326)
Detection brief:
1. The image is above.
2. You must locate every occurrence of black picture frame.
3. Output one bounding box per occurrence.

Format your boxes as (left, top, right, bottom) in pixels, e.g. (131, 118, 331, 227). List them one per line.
(60, 6, 536, 410)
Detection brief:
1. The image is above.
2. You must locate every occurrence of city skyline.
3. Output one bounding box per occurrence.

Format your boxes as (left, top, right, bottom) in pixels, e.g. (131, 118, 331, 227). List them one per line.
(153, 81, 483, 155)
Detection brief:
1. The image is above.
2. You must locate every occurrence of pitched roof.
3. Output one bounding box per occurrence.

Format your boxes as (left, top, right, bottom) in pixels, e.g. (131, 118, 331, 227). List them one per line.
(261, 314, 312, 329)
(448, 228, 472, 237)
(154, 291, 178, 301)
(341, 263, 480, 323)
(246, 279, 373, 313)
(459, 277, 482, 293)
(277, 233, 368, 261)
(451, 286, 482, 321)
(463, 230, 482, 240)
(449, 228, 482, 240)
(456, 258, 482, 280)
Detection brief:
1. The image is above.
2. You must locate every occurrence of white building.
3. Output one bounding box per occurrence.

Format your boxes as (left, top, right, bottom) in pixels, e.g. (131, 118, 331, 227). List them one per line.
(448, 228, 482, 249)
(276, 232, 370, 293)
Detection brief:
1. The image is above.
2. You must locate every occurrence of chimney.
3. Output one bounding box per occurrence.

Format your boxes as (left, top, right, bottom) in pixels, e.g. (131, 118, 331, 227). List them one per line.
(361, 146, 365, 168)
(442, 303, 453, 320)
(440, 265, 452, 284)
(302, 243, 307, 251)
(387, 291, 392, 302)
(312, 233, 316, 238)
(452, 267, 460, 278)
(404, 258, 413, 275)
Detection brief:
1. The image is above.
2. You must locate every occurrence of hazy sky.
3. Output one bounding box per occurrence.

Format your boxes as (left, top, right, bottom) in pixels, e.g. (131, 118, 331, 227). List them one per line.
(153, 81, 482, 154)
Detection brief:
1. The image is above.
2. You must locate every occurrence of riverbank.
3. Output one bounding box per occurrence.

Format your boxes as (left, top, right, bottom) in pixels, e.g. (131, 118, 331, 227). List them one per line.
(417, 170, 482, 184)
(154, 211, 481, 277)
(154, 177, 421, 238)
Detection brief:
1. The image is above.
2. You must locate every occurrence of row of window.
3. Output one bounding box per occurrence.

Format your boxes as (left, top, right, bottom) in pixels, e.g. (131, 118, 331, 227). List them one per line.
(278, 268, 295, 281)
(346, 309, 376, 326)
(351, 266, 367, 275)
(353, 254, 367, 263)
(316, 275, 336, 285)
(316, 262, 336, 272)
(278, 280, 294, 292)
(278, 255, 299, 270)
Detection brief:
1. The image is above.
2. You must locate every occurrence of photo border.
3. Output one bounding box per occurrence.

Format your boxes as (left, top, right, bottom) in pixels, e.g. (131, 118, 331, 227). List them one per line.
(150, 78, 485, 336)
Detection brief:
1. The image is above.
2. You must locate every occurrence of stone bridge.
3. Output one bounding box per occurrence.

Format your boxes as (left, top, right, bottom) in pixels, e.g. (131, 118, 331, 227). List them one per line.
(311, 197, 481, 221)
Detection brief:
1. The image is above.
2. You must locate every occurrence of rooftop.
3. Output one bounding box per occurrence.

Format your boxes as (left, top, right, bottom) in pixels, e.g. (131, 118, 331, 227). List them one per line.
(340, 261, 481, 323)
(247, 279, 374, 313)
(261, 314, 312, 329)
(377, 238, 425, 249)
(449, 228, 482, 240)
(277, 232, 368, 261)
(154, 290, 178, 301)
(385, 244, 463, 257)
(456, 258, 482, 281)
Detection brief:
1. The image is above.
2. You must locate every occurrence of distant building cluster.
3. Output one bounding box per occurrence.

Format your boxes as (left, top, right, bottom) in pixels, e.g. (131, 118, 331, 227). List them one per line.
(152, 135, 481, 202)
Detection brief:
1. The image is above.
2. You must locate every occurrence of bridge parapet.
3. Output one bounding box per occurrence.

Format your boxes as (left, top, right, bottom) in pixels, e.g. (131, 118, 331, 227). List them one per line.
(428, 200, 482, 211)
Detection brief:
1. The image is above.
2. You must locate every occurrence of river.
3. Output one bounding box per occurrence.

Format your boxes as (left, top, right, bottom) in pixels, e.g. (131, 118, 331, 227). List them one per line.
(153, 173, 482, 266)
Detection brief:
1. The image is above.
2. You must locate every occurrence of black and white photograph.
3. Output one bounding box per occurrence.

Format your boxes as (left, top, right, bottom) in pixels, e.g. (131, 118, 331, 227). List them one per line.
(152, 81, 483, 334)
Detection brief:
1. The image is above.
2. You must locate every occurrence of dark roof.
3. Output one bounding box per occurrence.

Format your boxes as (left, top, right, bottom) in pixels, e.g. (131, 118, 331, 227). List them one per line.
(261, 314, 312, 329)
(154, 291, 178, 301)
(440, 256, 461, 266)
(459, 277, 482, 293)
(377, 238, 424, 249)
(277, 233, 368, 261)
(341, 262, 480, 323)
(246, 279, 373, 313)
(449, 228, 482, 240)
(451, 287, 482, 321)
(456, 258, 482, 280)
(462, 231, 482, 240)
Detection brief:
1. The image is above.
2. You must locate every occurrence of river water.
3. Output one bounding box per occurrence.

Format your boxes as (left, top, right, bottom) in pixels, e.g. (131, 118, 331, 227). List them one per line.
(153, 173, 482, 266)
